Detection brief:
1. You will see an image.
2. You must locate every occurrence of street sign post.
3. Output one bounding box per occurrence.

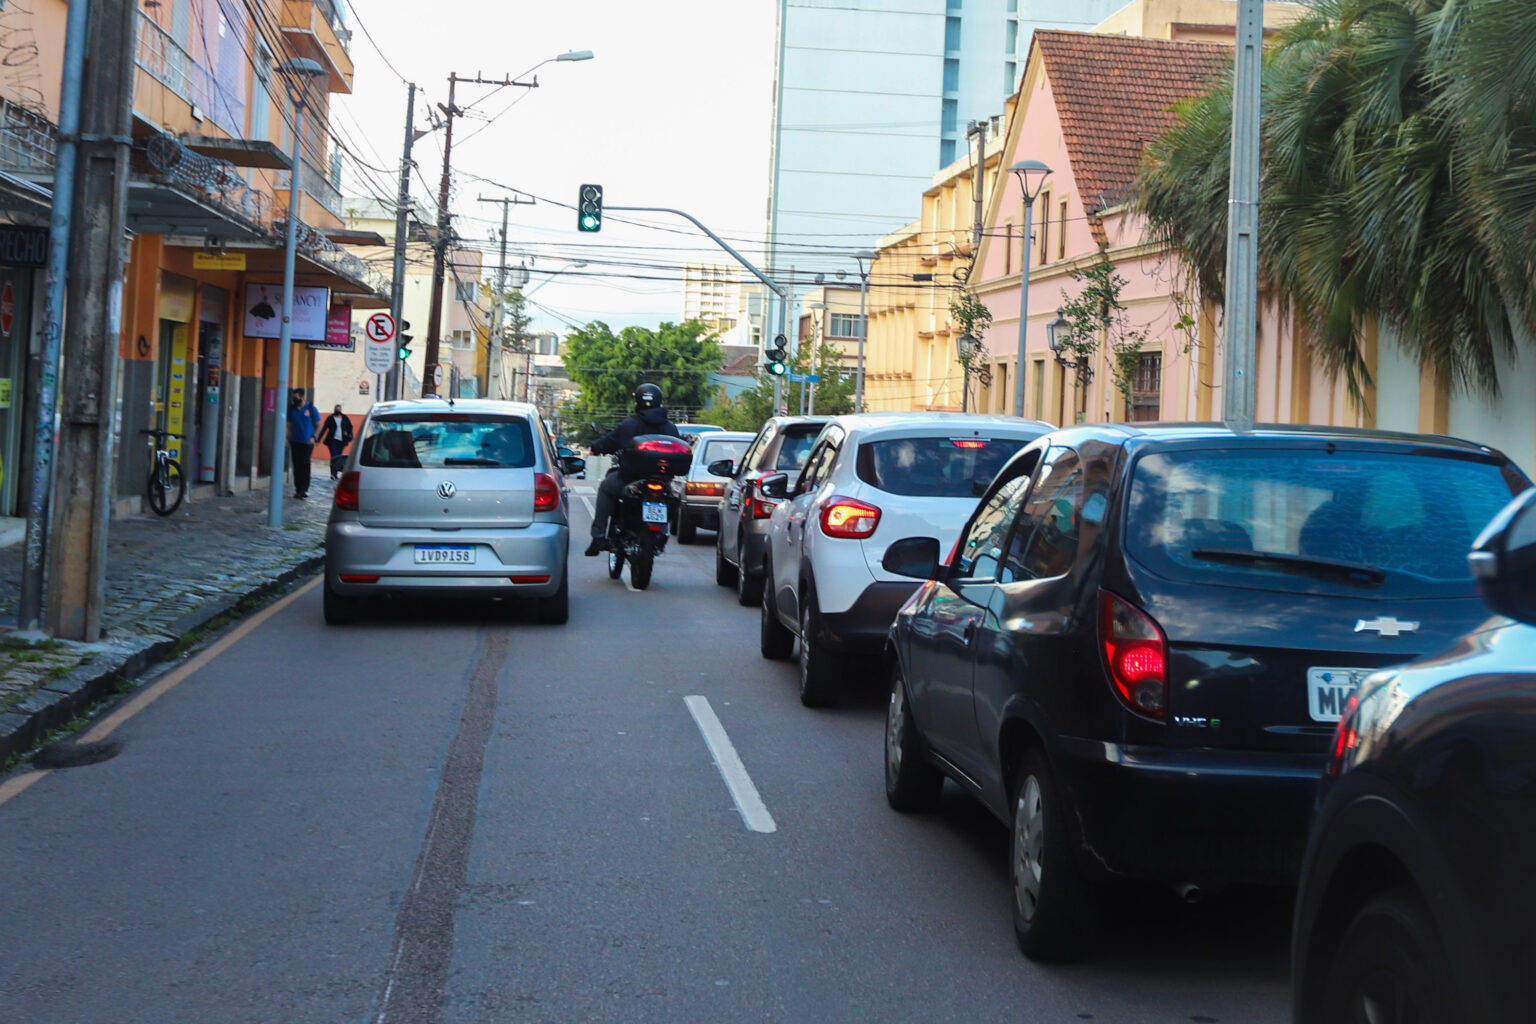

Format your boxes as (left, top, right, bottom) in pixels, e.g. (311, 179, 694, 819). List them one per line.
(788, 373, 819, 384)
(432, 363, 445, 389)
(365, 311, 396, 344)
(363, 312, 396, 374)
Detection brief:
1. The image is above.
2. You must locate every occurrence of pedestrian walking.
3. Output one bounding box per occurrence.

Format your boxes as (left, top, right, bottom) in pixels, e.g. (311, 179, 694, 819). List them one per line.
(319, 404, 354, 479)
(287, 388, 321, 500)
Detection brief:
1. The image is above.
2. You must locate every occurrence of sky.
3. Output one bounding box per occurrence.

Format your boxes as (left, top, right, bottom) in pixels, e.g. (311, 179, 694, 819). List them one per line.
(331, 0, 778, 336)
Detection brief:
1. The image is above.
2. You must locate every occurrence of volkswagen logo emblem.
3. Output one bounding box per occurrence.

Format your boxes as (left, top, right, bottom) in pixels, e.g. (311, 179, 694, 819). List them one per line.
(437, 480, 456, 499)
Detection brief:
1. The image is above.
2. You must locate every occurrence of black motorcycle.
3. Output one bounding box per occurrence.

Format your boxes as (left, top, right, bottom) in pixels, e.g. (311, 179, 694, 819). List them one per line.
(605, 435, 692, 590)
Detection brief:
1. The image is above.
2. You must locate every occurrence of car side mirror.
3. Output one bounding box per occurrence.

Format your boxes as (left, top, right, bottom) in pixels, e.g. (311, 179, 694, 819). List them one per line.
(558, 446, 576, 458)
(882, 536, 942, 580)
(758, 473, 789, 500)
(560, 455, 586, 477)
(1470, 487, 1536, 625)
(707, 458, 735, 478)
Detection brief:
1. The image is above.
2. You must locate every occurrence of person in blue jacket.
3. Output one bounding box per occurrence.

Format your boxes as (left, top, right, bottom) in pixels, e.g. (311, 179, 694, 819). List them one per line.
(286, 388, 321, 500)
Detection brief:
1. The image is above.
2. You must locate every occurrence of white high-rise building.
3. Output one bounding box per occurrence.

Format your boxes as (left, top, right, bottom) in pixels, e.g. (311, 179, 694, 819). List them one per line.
(766, 0, 1124, 277)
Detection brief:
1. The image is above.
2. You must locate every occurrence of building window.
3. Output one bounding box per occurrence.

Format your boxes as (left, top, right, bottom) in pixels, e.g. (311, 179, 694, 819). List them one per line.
(829, 313, 864, 338)
(1058, 199, 1068, 259)
(944, 16, 961, 53)
(1038, 190, 1051, 263)
(751, 325, 762, 345)
(1004, 61, 1016, 94)
(943, 58, 959, 94)
(1005, 20, 1018, 54)
(941, 98, 958, 134)
(454, 280, 477, 302)
(1003, 222, 1012, 275)
(450, 329, 474, 350)
(1131, 352, 1163, 421)
(1032, 357, 1045, 419)
(940, 138, 956, 166)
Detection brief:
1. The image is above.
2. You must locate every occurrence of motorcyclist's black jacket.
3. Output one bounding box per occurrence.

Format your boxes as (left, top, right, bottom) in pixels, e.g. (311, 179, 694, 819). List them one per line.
(589, 406, 681, 454)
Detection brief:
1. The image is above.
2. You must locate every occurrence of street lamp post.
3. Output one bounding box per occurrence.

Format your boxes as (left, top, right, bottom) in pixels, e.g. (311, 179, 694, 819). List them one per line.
(1008, 159, 1052, 418)
(267, 57, 329, 529)
(853, 250, 875, 412)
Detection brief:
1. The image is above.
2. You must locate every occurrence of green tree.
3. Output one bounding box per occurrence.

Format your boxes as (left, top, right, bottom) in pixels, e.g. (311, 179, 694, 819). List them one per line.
(708, 343, 856, 434)
(561, 319, 724, 444)
(1052, 255, 1150, 416)
(1131, 0, 1536, 400)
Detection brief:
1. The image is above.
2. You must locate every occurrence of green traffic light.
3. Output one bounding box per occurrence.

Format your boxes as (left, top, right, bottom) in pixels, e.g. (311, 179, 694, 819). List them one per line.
(397, 346, 411, 361)
(580, 214, 599, 231)
(766, 360, 787, 376)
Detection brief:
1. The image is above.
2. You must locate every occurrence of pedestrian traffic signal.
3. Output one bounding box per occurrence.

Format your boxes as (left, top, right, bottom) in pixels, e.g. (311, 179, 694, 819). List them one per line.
(765, 333, 788, 376)
(577, 184, 603, 232)
(397, 320, 413, 361)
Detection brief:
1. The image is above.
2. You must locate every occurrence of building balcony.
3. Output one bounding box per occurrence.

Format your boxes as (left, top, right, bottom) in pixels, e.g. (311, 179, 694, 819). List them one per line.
(279, 0, 355, 94)
(129, 133, 270, 240)
(135, 14, 245, 137)
(275, 160, 344, 220)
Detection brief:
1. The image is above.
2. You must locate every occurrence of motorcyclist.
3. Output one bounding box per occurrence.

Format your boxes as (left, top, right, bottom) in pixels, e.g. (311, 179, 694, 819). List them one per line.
(584, 383, 682, 555)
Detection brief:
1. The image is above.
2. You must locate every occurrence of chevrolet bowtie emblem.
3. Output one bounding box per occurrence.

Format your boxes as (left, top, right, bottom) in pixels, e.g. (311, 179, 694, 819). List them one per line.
(1354, 616, 1420, 637)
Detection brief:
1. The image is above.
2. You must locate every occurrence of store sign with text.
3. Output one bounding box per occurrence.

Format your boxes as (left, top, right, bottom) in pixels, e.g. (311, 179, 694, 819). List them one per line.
(243, 283, 330, 342)
(308, 303, 355, 350)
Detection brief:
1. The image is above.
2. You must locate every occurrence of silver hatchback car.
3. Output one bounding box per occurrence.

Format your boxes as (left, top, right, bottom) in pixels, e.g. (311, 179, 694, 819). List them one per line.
(323, 398, 584, 625)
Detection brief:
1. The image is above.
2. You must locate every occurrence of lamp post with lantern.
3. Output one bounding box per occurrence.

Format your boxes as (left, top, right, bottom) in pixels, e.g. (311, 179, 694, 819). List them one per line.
(1008, 159, 1053, 418)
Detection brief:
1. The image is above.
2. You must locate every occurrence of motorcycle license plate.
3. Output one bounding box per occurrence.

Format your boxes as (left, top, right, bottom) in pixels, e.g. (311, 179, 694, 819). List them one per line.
(642, 502, 668, 524)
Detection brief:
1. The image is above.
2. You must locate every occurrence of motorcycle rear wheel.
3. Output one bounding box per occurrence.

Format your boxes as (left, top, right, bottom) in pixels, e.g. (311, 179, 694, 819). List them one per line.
(629, 548, 654, 590)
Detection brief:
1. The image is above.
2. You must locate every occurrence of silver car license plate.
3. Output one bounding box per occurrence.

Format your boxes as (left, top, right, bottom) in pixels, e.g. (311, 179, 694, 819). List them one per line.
(1307, 667, 1372, 722)
(414, 545, 475, 564)
(642, 502, 668, 524)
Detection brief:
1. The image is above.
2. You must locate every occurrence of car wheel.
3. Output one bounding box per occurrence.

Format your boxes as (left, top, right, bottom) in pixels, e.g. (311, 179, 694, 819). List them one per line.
(797, 588, 843, 708)
(323, 576, 361, 625)
(715, 534, 737, 587)
(736, 540, 762, 607)
(678, 512, 696, 545)
(759, 561, 794, 660)
(536, 568, 569, 625)
(886, 664, 943, 811)
(1010, 747, 1099, 962)
(1316, 891, 1455, 1024)
(607, 546, 624, 580)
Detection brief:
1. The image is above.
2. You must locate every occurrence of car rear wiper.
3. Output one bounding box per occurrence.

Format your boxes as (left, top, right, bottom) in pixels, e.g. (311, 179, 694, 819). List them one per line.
(444, 457, 502, 466)
(1190, 548, 1386, 587)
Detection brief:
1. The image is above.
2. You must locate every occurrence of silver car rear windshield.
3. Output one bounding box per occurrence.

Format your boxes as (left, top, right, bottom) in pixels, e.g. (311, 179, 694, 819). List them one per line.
(1124, 447, 1522, 594)
(856, 436, 1029, 497)
(359, 415, 536, 469)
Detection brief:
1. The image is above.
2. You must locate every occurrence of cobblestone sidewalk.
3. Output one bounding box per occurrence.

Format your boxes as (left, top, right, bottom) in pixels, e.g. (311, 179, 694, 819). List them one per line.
(0, 477, 335, 762)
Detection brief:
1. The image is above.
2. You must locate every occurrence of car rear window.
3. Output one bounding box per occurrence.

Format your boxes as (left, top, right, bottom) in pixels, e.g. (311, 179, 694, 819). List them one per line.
(855, 436, 1030, 497)
(359, 415, 536, 469)
(699, 438, 749, 469)
(1124, 447, 1523, 595)
(774, 427, 821, 470)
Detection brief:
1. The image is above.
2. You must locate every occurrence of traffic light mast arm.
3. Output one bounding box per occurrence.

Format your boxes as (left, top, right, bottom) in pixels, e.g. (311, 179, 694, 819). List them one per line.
(603, 205, 788, 308)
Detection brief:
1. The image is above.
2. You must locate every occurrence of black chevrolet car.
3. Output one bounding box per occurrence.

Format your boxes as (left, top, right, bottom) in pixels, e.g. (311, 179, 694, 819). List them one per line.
(1291, 486, 1536, 1024)
(878, 424, 1530, 961)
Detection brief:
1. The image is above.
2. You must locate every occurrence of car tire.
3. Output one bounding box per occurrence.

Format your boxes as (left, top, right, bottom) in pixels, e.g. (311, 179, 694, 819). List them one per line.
(678, 512, 697, 545)
(1316, 891, 1456, 1024)
(536, 568, 569, 625)
(607, 547, 625, 580)
(759, 561, 794, 660)
(885, 665, 943, 811)
(323, 576, 361, 625)
(1010, 747, 1099, 962)
(797, 587, 843, 708)
(629, 548, 654, 590)
(715, 535, 738, 587)
(736, 540, 762, 607)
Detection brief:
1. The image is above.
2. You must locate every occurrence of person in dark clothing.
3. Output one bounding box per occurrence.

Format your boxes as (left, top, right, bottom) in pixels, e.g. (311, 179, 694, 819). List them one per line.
(584, 383, 681, 555)
(319, 404, 354, 479)
(286, 388, 321, 500)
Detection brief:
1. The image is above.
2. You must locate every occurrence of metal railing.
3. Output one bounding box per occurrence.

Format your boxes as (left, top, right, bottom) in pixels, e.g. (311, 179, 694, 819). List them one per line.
(275, 161, 344, 218)
(0, 89, 57, 173)
(135, 14, 241, 137)
(277, 215, 390, 297)
(140, 133, 269, 227)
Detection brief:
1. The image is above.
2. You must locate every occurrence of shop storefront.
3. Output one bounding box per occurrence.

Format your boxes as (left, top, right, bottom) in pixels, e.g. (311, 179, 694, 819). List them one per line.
(0, 224, 45, 517)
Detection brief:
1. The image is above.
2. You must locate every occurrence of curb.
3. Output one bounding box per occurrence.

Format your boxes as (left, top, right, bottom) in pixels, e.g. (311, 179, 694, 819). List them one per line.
(0, 552, 324, 766)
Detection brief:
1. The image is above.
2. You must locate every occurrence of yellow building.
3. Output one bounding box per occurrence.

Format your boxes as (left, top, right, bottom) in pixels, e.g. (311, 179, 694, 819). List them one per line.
(0, 0, 385, 514)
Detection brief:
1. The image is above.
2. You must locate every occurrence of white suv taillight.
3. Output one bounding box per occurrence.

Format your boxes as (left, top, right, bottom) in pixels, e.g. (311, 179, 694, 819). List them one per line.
(818, 495, 881, 539)
(1098, 590, 1168, 720)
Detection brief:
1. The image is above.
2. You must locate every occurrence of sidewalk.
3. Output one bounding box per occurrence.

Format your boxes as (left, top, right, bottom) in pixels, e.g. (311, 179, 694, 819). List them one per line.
(0, 477, 335, 765)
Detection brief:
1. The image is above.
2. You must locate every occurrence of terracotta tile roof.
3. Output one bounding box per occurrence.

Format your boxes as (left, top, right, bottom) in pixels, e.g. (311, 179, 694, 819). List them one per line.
(717, 353, 760, 376)
(1036, 31, 1231, 215)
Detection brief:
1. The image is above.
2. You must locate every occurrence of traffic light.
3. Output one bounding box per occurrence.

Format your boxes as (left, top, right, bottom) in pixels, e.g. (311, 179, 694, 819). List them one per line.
(397, 320, 413, 361)
(577, 184, 603, 232)
(765, 333, 788, 376)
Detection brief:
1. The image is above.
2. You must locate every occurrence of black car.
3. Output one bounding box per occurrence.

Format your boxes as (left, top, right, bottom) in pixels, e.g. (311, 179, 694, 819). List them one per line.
(879, 424, 1531, 961)
(713, 415, 829, 606)
(1291, 486, 1536, 1024)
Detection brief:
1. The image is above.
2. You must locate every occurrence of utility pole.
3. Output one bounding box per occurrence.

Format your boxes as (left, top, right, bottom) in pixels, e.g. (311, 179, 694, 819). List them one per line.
(386, 82, 419, 401)
(1222, 0, 1263, 429)
(43, 0, 136, 639)
(478, 194, 533, 399)
(425, 71, 540, 395)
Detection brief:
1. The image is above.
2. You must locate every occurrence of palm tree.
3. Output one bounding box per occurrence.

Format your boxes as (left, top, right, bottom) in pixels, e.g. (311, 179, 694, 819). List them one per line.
(1132, 0, 1536, 400)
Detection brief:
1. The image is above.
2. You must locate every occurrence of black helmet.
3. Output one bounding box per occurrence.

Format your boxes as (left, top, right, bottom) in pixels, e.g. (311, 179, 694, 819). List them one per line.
(633, 383, 663, 412)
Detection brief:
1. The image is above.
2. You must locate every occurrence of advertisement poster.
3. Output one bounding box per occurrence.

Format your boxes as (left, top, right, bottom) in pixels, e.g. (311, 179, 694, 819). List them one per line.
(244, 283, 330, 342)
(309, 302, 355, 351)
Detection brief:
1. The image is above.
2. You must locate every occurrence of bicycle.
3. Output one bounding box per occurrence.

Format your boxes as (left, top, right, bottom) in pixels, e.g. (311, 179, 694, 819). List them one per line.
(141, 428, 185, 516)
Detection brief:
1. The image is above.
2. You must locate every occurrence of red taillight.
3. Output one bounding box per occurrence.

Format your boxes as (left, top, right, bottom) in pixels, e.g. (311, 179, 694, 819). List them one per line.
(644, 481, 667, 492)
(1325, 694, 1361, 778)
(534, 472, 559, 512)
(509, 575, 551, 584)
(748, 495, 779, 519)
(334, 471, 360, 511)
(952, 439, 988, 449)
(339, 574, 378, 583)
(819, 496, 881, 539)
(1099, 590, 1168, 720)
(686, 481, 724, 497)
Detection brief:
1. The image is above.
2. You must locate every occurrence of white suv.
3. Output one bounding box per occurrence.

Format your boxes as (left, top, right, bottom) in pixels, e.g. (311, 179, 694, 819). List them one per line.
(757, 413, 1050, 706)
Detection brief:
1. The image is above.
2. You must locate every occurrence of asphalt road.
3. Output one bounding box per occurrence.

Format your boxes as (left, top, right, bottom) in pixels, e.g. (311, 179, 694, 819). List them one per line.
(0, 494, 1291, 1024)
